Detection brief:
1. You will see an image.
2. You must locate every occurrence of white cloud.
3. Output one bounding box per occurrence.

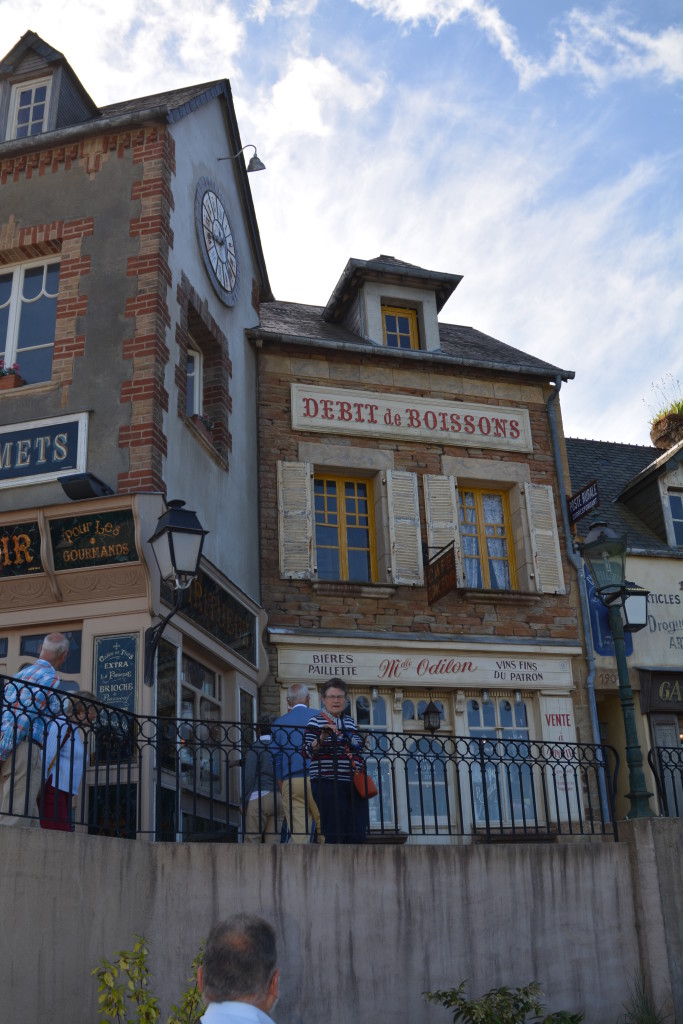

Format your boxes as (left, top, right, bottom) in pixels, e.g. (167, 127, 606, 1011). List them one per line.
(351, 0, 683, 89)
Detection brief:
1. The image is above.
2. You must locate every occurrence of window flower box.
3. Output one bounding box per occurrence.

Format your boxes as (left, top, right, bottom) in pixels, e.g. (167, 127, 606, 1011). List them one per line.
(190, 413, 215, 444)
(0, 372, 25, 391)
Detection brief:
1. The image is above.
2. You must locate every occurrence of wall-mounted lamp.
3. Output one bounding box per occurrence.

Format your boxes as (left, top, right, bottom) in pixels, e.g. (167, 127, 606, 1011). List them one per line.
(59, 472, 114, 500)
(218, 144, 266, 172)
(422, 691, 442, 735)
(143, 500, 208, 687)
(482, 689, 490, 705)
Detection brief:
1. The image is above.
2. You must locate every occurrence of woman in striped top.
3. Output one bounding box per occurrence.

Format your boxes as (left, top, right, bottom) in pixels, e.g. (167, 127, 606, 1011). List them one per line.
(304, 678, 368, 844)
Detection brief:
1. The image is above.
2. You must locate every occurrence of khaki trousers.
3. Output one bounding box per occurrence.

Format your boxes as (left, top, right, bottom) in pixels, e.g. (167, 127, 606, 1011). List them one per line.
(0, 741, 42, 826)
(243, 792, 284, 844)
(281, 776, 323, 844)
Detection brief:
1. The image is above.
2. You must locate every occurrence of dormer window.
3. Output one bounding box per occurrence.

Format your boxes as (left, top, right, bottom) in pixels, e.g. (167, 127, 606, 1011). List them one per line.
(6, 77, 51, 140)
(382, 305, 419, 350)
(669, 491, 683, 546)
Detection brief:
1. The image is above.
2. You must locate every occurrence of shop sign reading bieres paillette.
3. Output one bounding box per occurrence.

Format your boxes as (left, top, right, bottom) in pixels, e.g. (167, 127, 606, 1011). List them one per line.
(291, 384, 533, 452)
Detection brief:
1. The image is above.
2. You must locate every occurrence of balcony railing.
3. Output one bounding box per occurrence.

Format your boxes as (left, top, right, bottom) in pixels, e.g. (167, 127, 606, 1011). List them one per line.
(648, 745, 683, 817)
(0, 677, 622, 842)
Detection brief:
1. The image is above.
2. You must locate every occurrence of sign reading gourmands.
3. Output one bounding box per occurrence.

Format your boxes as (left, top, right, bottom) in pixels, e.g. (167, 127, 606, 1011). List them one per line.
(94, 634, 138, 713)
(0, 520, 43, 577)
(49, 510, 138, 570)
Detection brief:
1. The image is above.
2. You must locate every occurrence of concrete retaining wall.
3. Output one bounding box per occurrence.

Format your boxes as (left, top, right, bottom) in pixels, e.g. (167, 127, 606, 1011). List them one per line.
(1, 820, 680, 1024)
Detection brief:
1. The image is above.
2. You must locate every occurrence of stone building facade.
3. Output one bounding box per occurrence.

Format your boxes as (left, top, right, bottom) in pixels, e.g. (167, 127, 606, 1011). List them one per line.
(0, 32, 272, 839)
(251, 256, 591, 836)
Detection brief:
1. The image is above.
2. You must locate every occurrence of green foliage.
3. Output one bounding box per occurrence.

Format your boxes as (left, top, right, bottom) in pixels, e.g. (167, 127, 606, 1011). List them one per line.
(645, 375, 683, 424)
(423, 980, 584, 1024)
(618, 975, 671, 1024)
(92, 936, 205, 1024)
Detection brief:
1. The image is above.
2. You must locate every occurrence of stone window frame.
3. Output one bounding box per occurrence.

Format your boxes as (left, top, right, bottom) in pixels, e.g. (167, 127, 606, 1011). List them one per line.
(175, 274, 231, 465)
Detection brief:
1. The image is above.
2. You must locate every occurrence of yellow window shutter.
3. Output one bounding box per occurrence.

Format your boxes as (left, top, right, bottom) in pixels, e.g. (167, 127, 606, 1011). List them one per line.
(386, 469, 423, 585)
(524, 482, 565, 594)
(423, 474, 464, 586)
(277, 461, 314, 579)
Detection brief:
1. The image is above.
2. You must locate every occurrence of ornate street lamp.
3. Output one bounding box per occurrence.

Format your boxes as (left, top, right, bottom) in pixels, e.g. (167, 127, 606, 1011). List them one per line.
(581, 521, 654, 818)
(144, 501, 208, 687)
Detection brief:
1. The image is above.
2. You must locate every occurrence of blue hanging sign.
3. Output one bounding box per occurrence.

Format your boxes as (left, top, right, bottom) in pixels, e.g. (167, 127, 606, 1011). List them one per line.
(585, 566, 633, 657)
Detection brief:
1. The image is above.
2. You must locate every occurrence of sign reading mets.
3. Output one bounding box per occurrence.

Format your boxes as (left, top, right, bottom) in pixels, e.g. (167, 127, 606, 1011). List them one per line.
(291, 384, 533, 452)
(0, 414, 88, 488)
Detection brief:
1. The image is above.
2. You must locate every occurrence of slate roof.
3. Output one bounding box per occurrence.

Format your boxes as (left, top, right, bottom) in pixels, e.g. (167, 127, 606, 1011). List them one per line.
(254, 300, 572, 379)
(565, 437, 667, 551)
(323, 254, 462, 320)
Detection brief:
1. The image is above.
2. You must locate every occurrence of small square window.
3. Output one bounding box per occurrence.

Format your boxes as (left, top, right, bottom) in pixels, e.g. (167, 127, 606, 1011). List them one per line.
(382, 305, 419, 350)
(7, 78, 52, 141)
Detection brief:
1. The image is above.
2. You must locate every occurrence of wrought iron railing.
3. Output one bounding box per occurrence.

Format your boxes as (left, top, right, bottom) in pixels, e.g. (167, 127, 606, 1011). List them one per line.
(648, 745, 683, 817)
(0, 677, 620, 842)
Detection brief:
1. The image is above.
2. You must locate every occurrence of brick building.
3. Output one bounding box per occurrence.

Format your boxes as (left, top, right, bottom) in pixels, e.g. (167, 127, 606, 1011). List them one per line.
(251, 255, 591, 836)
(0, 32, 272, 838)
(566, 434, 683, 818)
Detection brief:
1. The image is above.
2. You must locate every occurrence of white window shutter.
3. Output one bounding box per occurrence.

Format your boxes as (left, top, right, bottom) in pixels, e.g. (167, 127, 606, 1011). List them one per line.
(277, 461, 314, 579)
(423, 474, 464, 586)
(524, 483, 565, 594)
(386, 469, 423, 585)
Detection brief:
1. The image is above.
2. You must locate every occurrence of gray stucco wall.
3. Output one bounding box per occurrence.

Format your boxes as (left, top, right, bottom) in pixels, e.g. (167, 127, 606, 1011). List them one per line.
(0, 820, 679, 1024)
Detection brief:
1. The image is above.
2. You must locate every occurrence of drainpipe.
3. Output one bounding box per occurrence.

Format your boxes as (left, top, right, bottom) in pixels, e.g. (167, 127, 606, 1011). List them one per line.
(546, 376, 609, 819)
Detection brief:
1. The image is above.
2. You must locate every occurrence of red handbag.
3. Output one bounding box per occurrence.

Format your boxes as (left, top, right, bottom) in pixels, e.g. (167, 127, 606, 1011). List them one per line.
(352, 766, 378, 799)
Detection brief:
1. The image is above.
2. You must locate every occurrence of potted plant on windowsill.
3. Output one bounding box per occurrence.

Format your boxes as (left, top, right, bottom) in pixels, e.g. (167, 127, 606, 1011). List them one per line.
(0, 359, 25, 390)
(647, 375, 683, 450)
(191, 412, 215, 444)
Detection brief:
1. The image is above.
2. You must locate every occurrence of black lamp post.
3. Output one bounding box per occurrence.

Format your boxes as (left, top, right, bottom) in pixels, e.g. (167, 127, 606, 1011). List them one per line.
(581, 521, 654, 818)
(144, 500, 208, 687)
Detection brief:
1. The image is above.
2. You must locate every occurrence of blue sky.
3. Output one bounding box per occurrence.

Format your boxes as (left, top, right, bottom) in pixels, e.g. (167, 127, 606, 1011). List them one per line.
(3, 0, 682, 445)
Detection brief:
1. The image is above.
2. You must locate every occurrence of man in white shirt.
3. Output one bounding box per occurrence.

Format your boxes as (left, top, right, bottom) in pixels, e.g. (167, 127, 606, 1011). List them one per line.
(198, 914, 279, 1023)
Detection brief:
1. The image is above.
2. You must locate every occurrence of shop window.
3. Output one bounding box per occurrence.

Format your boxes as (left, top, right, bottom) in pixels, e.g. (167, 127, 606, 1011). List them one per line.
(382, 305, 419, 350)
(314, 475, 377, 582)
(6, 78, 51, 140)
(20, 630, 81, 677)
(467, 697, 532, 825)
(350, 691, 394, 830)
(459, 488, 516, 590)
(0, 260, 60, 384)
(402, 698, 445, 728)
(278, 462, 424, 586)
(180, 653, 222, 793)
(669, 492, 683, 546)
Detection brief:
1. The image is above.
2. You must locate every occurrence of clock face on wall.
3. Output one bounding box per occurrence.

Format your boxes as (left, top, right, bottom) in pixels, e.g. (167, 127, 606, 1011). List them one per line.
(195, 178, 239, 305)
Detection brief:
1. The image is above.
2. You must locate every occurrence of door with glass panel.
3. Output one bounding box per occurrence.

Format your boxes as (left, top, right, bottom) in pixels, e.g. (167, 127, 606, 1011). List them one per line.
(350, 692, 396, 831)
(402, 698, 451, 833)
(467, 697, 533, 827)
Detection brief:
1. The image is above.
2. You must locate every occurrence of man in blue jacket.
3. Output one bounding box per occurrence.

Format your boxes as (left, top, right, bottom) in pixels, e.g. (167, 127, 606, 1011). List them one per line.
(272, 683, 322, 843)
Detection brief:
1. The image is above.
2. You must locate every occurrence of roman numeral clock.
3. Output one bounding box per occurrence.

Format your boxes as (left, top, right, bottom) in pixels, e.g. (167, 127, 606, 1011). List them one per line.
(195, 177, 239, 306)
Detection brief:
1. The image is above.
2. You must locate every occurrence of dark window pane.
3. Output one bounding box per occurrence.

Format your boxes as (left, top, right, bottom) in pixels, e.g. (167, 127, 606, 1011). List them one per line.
(347, 549, 371, 581)
(386, 333, 398, 347)
(397, 316, 410, 332)
(317, 549, 340, 580)
(13, 345, 53, 384)
(17, 108, 30, 125)
(46, 264, 60, 293)
(19, 89, 32, 104)
(35, 86, 47, 101)
(18, 293, 58, 347)
(22, 266, 45, 300)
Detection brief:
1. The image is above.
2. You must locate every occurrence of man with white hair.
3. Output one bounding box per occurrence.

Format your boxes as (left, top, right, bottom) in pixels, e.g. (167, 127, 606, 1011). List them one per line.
(198, 914, 279, 1022)
(272, 683, 322, 843)
(0, 632, 70, 825)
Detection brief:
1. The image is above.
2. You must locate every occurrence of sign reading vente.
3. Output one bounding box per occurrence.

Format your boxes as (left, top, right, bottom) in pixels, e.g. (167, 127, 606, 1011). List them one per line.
(291, 385, 533, 452)
(0, 414, 88, 489)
